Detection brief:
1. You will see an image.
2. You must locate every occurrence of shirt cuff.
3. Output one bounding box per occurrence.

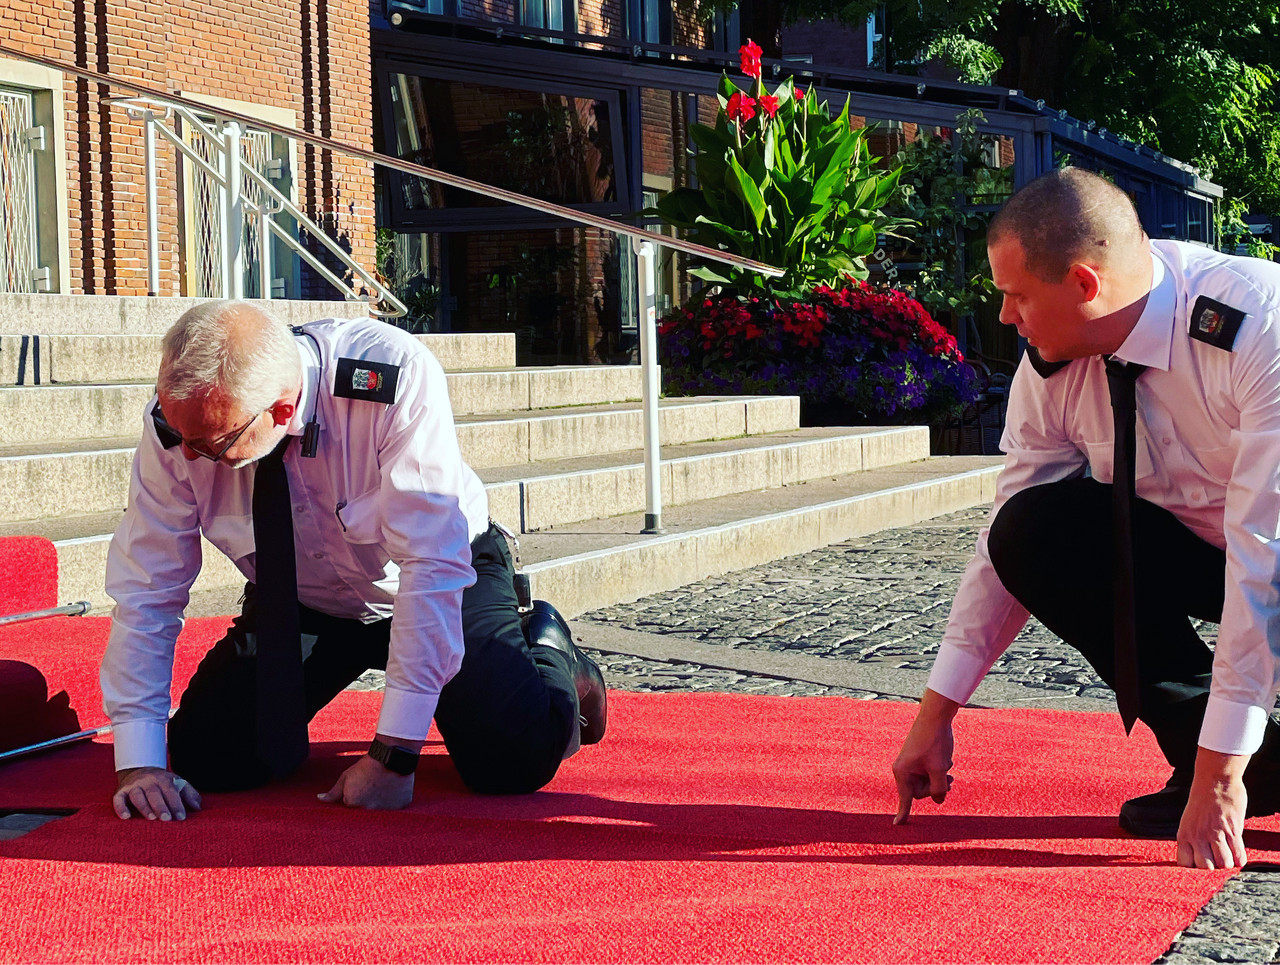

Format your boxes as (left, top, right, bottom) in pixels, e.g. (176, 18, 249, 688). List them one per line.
(925, 642, 990, 706)
(111, 719, 169, 771)
(1198, 695, 1271, 756)
(375, 687, 441, 742)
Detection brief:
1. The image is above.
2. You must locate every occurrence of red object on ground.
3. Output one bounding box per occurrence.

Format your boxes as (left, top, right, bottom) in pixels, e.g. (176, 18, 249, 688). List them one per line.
(0, 536, 58, 617)
(0, 614, 1277, 964)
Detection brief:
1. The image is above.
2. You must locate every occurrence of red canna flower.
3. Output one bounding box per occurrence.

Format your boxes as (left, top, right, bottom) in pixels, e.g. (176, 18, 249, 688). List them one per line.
(758, 94, 780, 119)
(794, 86, 805, 100)
(726, 91, 757, 124)
(739, 39, 763, 79)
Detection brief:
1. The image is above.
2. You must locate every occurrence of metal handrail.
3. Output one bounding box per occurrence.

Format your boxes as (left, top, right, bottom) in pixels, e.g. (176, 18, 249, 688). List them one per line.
(116, 98, 409, 316)
(0, 45, 783, 280)
(0, 44, 786, 534)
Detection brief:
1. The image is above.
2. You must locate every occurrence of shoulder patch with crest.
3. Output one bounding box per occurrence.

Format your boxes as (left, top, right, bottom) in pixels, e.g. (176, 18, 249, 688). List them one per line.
(334, 357, 400, 404)
(1189, 295, 1246, 351)
(1025, 346, 1070, 379)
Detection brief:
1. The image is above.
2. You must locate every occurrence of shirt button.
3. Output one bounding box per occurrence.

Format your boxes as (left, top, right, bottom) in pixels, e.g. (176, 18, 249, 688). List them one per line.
(1162, 437, 1172, 446)
(295, 505, 307, 513)
(312, 551, 326, 560)
(1191, 491, 1204, 501)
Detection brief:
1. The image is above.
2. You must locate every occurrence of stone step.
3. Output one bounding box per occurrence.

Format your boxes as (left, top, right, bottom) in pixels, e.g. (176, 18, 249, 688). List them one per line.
(455, 396, 798, 470)
(1, 426, 922, 535)
(0, 294, 354, 336)
(519, 457, 1003, 617)
(483, 425, 929, 532)
(46, 455, 1002, 614)
(0, 364, 653, 448)
(0, 396, 801, 522)
(0, 332, 516, 384)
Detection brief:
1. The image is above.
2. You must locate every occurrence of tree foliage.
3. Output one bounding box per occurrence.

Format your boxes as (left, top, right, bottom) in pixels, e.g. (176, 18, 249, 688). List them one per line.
(698, 0, 1280, 216)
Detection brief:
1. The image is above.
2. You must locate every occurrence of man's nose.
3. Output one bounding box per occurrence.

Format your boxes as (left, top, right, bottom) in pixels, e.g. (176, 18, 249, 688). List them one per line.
(998, 298, 1019, 327)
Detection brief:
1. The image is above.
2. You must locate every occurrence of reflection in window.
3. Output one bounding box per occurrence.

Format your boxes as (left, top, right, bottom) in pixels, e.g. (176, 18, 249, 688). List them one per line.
(386, 74, 616, 210)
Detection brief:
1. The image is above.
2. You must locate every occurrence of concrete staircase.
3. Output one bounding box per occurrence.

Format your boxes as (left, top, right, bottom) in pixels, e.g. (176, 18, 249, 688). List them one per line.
(0, 295, 1003, 619)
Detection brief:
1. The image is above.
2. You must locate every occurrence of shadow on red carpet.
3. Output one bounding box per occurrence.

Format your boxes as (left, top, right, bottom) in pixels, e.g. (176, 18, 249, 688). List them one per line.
(2, 551, 1279, 961)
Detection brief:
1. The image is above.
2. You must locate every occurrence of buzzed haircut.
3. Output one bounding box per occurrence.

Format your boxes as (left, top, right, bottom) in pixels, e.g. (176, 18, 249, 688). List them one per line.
(987, 167, 1146, 281)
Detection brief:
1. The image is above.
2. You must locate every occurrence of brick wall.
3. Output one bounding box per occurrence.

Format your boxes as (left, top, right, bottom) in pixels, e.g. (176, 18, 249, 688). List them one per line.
(0, 0, 374, 297)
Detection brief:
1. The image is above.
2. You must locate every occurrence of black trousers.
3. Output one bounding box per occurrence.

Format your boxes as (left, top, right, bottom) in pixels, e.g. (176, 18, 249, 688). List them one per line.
(168, 524, 580, 795)
(988, 478, 1279, 779)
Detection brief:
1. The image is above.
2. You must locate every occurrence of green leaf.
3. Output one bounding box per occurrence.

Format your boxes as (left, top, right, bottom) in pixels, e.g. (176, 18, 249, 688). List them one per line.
(689, 123, 734, 157)
(725, 154, 768, 230)
(690, 264, 734, 285)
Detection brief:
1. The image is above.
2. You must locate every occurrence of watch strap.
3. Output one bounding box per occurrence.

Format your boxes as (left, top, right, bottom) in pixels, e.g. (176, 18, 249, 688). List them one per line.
(368, 738, 419, 776)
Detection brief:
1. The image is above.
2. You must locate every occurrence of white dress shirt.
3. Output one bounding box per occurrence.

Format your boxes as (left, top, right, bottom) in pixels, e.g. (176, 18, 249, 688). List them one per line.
(101, 317, 491, 770)
(929, 240, 1280, 756)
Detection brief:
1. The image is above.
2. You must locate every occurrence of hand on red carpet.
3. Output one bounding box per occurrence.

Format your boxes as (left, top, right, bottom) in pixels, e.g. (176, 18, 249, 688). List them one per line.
(318, 754, 414, 810)
(1176, 749, 1249, 869)
(113, 766, 202, 822)
(892, 689, 960, 825)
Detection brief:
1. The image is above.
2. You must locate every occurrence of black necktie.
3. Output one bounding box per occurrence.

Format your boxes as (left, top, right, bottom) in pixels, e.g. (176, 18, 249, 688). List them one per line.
(1104, 357, 1147, 734)
(252, 436, 309, 777)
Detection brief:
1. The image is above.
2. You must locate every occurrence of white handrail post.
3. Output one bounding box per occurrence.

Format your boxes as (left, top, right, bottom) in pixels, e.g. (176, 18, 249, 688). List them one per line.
(222, 121, 244, 299)
(258, 203, 273, 299)
(638, 241, 665, 535)
(143, 109, 160, 296)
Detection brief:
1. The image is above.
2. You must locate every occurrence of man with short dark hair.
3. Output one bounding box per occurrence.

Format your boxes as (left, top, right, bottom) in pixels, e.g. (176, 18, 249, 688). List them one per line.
(892, 167, 1280, 869)
(102, 301, 606, 821)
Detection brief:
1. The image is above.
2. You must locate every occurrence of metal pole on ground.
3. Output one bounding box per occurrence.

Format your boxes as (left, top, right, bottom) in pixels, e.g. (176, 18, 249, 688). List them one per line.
(637, 241, 665, 535)
(143, 110, 160, 296)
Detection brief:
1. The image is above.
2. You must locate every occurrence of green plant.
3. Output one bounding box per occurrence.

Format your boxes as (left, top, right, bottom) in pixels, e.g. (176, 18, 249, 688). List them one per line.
(375, 228, 440, 334)
(648, 42, 909, 298)
(891, 109, 1011, 320)
(1217, 197, 1280, 260)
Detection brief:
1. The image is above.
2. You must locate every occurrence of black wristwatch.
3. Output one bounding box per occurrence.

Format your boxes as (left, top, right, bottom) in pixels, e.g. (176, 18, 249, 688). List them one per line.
(368, 738, 419, 776)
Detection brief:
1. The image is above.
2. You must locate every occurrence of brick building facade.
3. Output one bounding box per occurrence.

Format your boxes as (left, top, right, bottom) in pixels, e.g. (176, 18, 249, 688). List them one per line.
(0, 0, 375, 298)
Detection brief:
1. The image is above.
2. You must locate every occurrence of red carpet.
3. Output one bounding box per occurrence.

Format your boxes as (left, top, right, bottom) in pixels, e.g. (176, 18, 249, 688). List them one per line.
(2, 539, 1278, 962)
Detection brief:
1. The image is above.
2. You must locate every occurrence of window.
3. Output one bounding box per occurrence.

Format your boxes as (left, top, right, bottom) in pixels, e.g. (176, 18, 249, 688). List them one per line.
(520, 0, 575, 32)
(381, 69, 625, 224)
(0, 57, 68, 293)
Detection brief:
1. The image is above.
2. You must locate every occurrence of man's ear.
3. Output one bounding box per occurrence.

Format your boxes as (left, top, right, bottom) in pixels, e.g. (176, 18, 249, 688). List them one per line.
(269, 400, 296, 426)
(1066, 263, 1102, 302)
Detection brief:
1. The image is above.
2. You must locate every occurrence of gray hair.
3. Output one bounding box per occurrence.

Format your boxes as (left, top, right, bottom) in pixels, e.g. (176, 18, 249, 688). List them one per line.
(158, 300, 301, 412)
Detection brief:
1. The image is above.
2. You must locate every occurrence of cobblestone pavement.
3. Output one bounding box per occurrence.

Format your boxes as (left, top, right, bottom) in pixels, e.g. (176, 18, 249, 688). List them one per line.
(575, 505, 1279, 964)
(582, 506, 1122, 704)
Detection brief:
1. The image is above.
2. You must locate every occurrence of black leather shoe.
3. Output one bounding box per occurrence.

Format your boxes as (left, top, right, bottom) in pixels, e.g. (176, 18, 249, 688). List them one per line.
(1119, 766, 1280, 839)
(1118, 771, 1191, 839)
(521, 600, 607, 745)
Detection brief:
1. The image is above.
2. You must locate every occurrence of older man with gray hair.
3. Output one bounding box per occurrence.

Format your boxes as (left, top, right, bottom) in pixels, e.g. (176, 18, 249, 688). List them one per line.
(102, 301, 606, 820)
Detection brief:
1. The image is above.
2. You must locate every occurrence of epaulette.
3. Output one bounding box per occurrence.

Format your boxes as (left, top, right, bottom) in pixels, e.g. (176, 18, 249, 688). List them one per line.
(1025, 346, 1070, 379)
(1188, 295, 1246, 351)
(333, 357, 400, 404)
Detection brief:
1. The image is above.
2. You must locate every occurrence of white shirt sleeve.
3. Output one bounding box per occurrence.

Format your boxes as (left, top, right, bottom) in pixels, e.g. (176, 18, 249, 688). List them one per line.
(371, 350, 478, 741)
(100, 405, 203, 770)
(926, 357, 1089, 704)
(1201, 311, 1280, 755)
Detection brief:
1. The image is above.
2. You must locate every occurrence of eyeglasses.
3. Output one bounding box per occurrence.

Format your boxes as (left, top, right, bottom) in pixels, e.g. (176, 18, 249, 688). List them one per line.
(152, 404, 266, 462)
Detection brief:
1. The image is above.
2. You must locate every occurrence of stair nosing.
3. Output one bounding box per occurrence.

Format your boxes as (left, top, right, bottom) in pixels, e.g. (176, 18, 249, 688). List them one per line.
(523, 465, 1001, 571)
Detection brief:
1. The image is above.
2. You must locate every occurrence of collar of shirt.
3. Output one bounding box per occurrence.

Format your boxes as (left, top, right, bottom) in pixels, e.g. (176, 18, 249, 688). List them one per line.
(287, 331, 323, 438)
(1111, 246, 1176, 371)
